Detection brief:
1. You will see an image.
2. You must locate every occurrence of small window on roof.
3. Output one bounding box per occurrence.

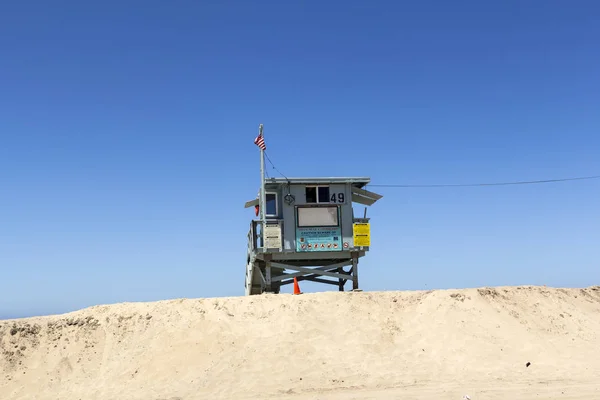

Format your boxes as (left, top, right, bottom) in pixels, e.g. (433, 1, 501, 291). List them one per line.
(318, 186, 330, 203)
(305, 187, 317, 203)
(265, 193, 277, 216)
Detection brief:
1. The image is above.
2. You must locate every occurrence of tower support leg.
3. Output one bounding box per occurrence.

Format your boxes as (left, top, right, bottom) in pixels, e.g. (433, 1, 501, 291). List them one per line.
(338, 267, 345, 292)
(352, 252, 359, 290)
(265, 254, 272, 293)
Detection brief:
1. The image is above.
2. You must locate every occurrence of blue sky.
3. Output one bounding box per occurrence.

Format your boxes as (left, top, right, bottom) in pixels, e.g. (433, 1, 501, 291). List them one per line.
(1, 1, 599, 319)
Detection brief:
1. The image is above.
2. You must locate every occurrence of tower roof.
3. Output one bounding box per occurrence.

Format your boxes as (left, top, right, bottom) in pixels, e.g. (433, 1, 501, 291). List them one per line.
(264, 177, 370, 188)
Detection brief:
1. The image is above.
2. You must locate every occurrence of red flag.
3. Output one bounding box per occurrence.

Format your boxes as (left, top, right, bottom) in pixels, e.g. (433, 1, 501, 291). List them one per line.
(254, 132, 266, 150)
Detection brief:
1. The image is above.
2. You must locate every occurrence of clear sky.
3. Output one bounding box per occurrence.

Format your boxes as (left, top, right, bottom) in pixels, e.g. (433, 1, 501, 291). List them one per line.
(2, 1, 599, 319)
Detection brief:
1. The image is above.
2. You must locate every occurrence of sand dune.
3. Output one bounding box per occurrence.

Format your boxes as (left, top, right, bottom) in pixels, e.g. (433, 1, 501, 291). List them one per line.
(2, 286, 600, 399)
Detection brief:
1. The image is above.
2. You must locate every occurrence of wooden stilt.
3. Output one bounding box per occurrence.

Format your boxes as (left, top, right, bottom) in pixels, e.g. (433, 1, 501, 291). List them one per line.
(352, 252, 359, 291)
(265, 254, 272, 292)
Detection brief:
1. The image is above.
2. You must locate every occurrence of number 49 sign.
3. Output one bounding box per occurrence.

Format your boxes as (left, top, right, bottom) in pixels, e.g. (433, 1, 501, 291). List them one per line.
(329, 193, 345, 203)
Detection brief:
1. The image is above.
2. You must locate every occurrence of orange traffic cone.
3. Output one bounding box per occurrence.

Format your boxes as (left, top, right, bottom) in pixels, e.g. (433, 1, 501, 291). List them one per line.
(293, 277, 302, 295)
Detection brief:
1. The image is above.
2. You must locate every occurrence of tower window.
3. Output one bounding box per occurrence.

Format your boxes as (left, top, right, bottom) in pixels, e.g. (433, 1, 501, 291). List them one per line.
(305, 186, 330, 203)
(265, 193, 277, 216)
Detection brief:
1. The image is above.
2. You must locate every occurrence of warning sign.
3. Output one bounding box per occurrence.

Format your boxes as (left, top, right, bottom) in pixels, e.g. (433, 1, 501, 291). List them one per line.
(264, 222, 282, 249)
(353, 223, 371, 247)
(295, 226, 342, 252)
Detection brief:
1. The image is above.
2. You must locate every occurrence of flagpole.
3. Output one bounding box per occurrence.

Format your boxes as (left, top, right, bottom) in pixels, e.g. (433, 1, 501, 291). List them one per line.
(259, 124, 266, 249)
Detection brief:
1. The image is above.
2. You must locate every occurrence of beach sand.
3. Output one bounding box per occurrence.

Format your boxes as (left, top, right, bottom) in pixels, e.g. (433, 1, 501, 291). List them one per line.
(2, 286, 600, 399)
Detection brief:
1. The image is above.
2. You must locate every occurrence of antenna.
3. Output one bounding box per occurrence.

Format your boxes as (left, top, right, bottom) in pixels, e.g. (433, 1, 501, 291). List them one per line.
(258, 124, 266, 248)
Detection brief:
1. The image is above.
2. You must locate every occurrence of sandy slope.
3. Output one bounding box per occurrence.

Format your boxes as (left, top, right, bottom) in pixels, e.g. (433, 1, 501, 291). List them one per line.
(1, 286, 600, 400)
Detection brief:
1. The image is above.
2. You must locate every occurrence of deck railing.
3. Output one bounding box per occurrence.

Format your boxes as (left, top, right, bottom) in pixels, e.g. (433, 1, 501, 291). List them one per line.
(247, 220, 263, 253)
(248, 219, 285, 252)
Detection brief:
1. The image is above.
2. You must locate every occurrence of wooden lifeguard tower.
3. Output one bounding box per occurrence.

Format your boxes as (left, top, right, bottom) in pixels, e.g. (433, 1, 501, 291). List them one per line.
(244, 125, 383, 295)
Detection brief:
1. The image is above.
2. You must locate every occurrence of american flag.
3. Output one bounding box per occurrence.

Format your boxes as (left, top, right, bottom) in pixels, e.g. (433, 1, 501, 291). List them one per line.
(254, 131, 266, 150)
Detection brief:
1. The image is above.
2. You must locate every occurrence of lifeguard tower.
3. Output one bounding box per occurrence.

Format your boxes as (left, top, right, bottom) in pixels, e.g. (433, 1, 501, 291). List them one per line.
(244, 125, 383, 295)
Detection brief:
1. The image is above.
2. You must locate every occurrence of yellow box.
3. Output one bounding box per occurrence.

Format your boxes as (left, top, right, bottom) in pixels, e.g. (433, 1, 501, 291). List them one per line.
(353, 223, 371, 247)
